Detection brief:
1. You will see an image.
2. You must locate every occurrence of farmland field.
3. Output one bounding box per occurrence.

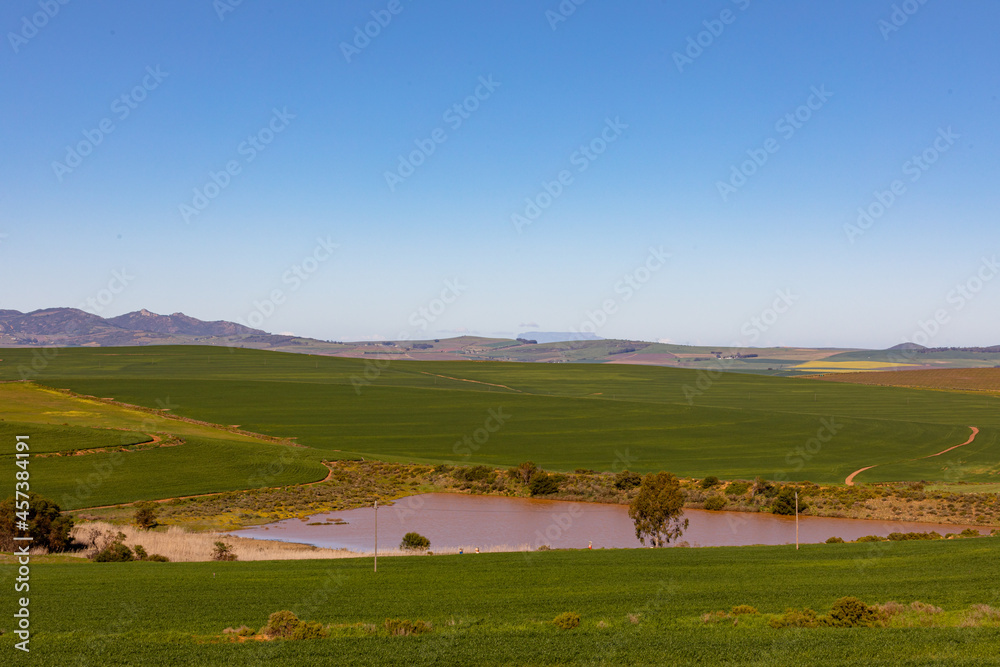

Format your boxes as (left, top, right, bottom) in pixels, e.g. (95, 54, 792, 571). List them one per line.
(3, 346, 1000, 491)
(4, 540, 1000, 665)
(815, 367, 1000, 393)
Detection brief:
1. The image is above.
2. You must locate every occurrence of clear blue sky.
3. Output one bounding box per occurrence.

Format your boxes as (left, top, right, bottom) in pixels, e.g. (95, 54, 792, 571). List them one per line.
(1, 1, 997, 348)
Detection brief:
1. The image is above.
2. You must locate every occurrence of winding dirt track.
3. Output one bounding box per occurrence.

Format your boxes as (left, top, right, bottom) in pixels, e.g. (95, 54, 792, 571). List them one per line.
(844, 426, 980, 486)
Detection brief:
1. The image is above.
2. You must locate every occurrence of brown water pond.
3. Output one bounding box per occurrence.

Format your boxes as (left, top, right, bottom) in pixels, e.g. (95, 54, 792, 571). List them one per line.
(228, 493, 991, 552)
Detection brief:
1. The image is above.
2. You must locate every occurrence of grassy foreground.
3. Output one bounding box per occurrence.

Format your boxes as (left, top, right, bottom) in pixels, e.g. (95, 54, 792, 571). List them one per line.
(3, 540, 1000, 665)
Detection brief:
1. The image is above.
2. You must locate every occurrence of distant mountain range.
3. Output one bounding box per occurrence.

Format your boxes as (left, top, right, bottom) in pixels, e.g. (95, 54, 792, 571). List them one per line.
(0, 308, 263, 347)
(1, 308, 997, 376)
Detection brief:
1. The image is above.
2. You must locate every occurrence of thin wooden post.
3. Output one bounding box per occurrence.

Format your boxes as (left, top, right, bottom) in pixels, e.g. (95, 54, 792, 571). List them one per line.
(374, 500, 378, 573)
(795, 492, 799, 551)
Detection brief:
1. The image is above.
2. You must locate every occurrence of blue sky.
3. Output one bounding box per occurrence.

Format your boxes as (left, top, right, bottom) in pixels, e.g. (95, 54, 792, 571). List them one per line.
(1, 0, 997, 348)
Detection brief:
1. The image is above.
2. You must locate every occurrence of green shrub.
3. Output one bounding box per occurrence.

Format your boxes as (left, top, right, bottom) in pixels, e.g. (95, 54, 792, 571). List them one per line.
(553, 612, 581, 629)
(133, 544, 148, 560)
(768, 608, 821, 628)
(700, 476, 720, 489)
(290, 620, 328, 640)
(855, 535, 888, 542)
(614, 470, 642, 490)
(753, 477, 777, 497)
(960, 529, 982, 538)
(887, 531, 941, 541)
(400, 532, 430, 551)
(529, 472, 560, 496)
(827, 596, 887, 628)
(133, 503, 158, 530)
(725, 481, 750, 496)
(825, 536, 845, 544)
(384, 618, 433, 636)
(515, 461, 538, 484)
(93, 541, 134, 562)
(0, 493, 75, 552)
(454, 465, 494, 482)
(771, 487, 806, 515)
(145, 553, 170, 562)
(262, 610, 301, 638)
(703, 496, 726, 511)
(212, 541, 237, 561)
(731, 605, 759, 616)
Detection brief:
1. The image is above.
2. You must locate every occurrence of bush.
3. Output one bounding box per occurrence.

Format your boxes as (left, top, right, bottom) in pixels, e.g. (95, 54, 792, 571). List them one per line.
(771, 487, 806, 515)
(291, 620, 329, 640)
(753, 477, 777, 498)
(769, 608, 821, 629)
(827, 597, 887, 628)
(825, 536, 845, 544)
(703, 496, 726, 511)
(0, 493, 75, 552)
(960, 528, 982, 538)
(855, 535, 887, 543)
(515, 461, 537, 484)
(529, 472, 560, 496)
(887, 531, 941, 541)
(259, 610, 328, 640)
(731, 605, 759, 616)
(93, 541, 134, 563)
(553, 612, 581, 629)
(133, 503, 158, 530)
(262, 610, 301, 639)
(132, 544, 169, 562)
(212, 541, 237, 561)
(400, 532, 430, 551)
(725, 481, 750, 496)
(700, 476, 720, 489)
(384, 618, 433, 636)
(614, 470, 642, 490)
(454, 465, 494, 482)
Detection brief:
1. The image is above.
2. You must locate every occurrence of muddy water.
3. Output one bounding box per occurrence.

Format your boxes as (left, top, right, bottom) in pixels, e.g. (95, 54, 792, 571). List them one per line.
(229, 493, 989, 552)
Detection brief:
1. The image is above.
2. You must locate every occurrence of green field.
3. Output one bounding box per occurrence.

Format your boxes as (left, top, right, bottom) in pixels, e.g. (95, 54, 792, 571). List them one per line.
(0, 381, 329, 509)
(3, 346, 999, 496)
(3, 540, 1000, 665)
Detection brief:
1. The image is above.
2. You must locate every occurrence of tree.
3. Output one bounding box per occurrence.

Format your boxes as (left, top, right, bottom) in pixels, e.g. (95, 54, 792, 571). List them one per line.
(400, 532, 430, 551)
(628, 472, 688, 547)
(529, 472, 559, 496)
(516, 461, 538, 484)
(0, 493, 75, 552)
(614, 470, 643, 490)
(212, 540, 237, 561)
(134, 503, 158, 530)
(771, 487, 806, 516)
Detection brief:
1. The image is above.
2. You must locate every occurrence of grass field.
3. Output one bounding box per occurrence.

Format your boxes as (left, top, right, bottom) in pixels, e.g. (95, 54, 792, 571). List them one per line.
(3, 347, 1000, 491)
(3, 540, 1000, 665)
(0, 382, 329, 509)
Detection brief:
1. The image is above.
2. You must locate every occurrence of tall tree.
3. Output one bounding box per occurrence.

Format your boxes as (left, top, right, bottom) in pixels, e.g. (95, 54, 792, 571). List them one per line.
(628, 472, 688, 547)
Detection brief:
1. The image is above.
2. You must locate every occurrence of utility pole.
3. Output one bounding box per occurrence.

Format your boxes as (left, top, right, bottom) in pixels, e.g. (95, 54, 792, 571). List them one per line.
(795, 492, 799, 551)
(374, 500, 378, 573)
